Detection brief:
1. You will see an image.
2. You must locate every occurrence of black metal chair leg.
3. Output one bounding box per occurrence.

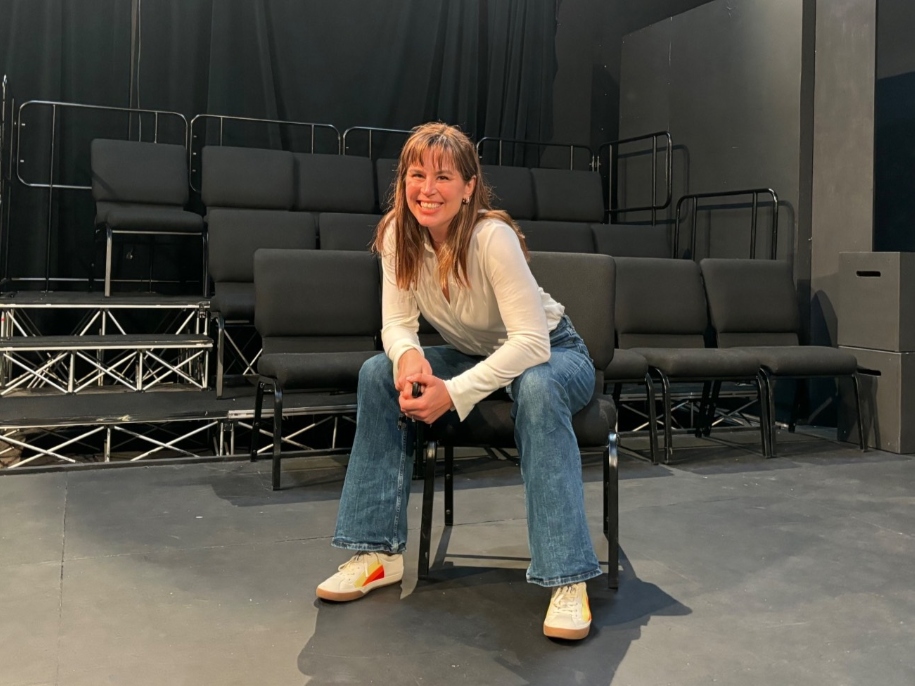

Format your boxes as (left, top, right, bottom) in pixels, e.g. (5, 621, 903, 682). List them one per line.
(444, 445, 454, 527)
(659, 372, 674, 463)
(215, 314, 226, 399)
(764, 369, 778, 457)
(418, 436, 437, 580)
(644, 373, 659, 465)
(756, 371, 771, 457)
(271, 384, 284, 490)
(606, 432, 619, 590)
(852, 373, 866, 451)
(250, 379, 266, 461)
(695, 381, 711, 438)
(701, 380, 722, 437)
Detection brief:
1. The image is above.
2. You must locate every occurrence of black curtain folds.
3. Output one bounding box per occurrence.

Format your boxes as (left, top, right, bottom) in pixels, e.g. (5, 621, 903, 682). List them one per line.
(0, 0, 559, 285)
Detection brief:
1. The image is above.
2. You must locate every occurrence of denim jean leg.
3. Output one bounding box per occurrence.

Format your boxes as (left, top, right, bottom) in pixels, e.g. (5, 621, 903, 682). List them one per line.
(333, 353, 414, 553)
(333, 347, 479, 554)
(511, 344, 603, 587)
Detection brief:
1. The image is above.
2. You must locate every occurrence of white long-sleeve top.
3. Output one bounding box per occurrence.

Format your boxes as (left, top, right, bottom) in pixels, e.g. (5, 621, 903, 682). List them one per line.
(380, 216, 565, 420)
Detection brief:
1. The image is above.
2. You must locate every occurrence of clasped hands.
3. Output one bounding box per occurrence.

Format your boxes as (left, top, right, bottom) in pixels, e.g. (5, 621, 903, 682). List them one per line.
(396, 349, 454, 425)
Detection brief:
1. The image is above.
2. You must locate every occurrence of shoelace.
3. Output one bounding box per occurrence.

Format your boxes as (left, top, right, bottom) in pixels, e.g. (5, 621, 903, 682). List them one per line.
(337, 552, 373, 576)
(550, 584, 583, 612)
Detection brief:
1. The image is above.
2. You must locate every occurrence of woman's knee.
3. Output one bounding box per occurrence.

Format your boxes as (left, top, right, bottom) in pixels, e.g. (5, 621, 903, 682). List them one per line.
(513, 365, 563, 407)
(359, 353, 394, 388)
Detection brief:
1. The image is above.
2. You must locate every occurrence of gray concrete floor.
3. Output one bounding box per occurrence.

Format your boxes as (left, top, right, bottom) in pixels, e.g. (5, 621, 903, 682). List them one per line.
(1, 430, 914, 686)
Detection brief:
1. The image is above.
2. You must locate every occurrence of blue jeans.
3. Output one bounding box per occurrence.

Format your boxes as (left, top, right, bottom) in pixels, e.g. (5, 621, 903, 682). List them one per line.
(332, 316, 603, 587)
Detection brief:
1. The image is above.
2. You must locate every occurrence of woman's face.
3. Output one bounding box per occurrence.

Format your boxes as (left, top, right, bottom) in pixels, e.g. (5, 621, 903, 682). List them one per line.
(405, 150, 475, 240)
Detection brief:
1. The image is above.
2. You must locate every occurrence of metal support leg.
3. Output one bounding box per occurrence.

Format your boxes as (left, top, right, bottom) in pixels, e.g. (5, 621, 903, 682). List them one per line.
(250, 379, 266, 461)
(764, 369, 778, 457)
(104, 226, 113, 297)
(605, 432, 619, 590)
(852, 373, 866, 452)
(418, 431, 436, 580)
(756, 371, 771, 457)
(271, 384, 284, 490)
(644, 373, 659, 465)
(658, 371, 674, 463)
(444, 445, 454, 526)
(215, 314, 226, 399)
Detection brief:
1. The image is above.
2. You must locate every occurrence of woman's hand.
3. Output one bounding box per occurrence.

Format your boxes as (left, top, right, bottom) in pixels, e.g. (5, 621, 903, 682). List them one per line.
(400, 372, 454, 424)
(395, 349, 432, 394)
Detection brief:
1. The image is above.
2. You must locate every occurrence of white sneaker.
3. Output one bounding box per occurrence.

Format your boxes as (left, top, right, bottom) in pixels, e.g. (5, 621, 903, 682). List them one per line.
(543, 582, 591, 640)
(316, 552, 404, 602)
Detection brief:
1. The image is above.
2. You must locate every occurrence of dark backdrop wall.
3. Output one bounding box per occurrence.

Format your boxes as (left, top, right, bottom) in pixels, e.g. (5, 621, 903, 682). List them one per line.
(874, 0, 915, 251)
(0, 0, 559, 287)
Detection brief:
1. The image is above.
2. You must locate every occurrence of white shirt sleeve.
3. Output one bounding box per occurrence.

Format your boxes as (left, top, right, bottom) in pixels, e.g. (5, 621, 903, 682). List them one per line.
(379, 223, 424, 380)
(443, 223, 551, 419)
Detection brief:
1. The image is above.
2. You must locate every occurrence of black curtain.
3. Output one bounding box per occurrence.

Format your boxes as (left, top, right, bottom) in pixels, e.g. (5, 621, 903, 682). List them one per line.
(0, 0, 558, 287)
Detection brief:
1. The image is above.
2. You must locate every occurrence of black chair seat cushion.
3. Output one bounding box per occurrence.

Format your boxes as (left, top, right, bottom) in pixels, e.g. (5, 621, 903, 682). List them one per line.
(258, 351, 379, 390)
(426, 393, 615, 449)
(632, 347, 761, 379)
(592, 224, 670, 258)
(747, 345, 858, 376)
(96, 203, 204, 233)
(605, 348, 649, 381)
(211, 283, 255, 321)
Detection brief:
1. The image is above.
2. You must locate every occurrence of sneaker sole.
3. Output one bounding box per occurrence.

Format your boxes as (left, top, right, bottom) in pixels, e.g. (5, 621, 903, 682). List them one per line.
(315, 572, 403, 602)
(543, 623, 590, 641)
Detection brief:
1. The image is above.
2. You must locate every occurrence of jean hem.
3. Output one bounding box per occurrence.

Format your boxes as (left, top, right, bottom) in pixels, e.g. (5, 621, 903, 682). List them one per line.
(331, 538, 406, 555)
(526, 566, 603, 588)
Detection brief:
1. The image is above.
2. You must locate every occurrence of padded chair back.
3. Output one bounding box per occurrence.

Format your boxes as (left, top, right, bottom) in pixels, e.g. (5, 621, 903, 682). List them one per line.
(593, 224, 670, 258)
(294, 153, 375, 213)
(482, 165, 535, 219)
(375, 158, 399, 211)
(254, 249, 381, 354)
(201, 146, 294, 210)
(528, 252, 615, 372)
(530, 168, 604, 222)
(517, 220, 596, 253)
(615, 257, 708, 349)
(90, 139, 189, 206)
(208, 209, 316, 283)
(317, 213, 380, 251)
(700, 258, 800, 347)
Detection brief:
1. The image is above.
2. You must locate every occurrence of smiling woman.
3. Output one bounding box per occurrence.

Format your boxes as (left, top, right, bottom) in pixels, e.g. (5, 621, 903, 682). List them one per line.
(316, 122, 604, 642)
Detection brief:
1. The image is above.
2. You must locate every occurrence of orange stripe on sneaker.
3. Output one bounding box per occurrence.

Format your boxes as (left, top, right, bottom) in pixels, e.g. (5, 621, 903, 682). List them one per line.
(582, 596, 591, 622)
(363, 563, 385, 586)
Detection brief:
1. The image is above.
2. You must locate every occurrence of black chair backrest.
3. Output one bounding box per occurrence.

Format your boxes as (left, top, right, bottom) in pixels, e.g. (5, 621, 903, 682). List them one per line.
(615, 257, 708, 349)
(317, 213, 380, 251)
(201, 146, 294, 210)
(375, 158, 399, 212)
(528, 251, 615, 372)
(593, 224, 670, 258)
(700, 258, 800, 347)
(517, 220, 596, 253)
(294, 153, 375, 214)
(208, 209, 316, 283)
(482, 165, 535, 220)
(530, 168, 604, 223)
(90, 139, 188, 206)
(254, 249, 381, 354)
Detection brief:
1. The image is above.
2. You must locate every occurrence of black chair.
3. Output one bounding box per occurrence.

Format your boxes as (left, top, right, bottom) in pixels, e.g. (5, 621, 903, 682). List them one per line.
(416, 252, 620, 588)
(249, 249, 382, 490)
(700, 258, 865, 456)
(593, 223, 671, 258)
(603, 348, 660, 464)
(481, 165, 536, 219)
(293, 153, 376, 216)
(529, 168, 604, 223)
(615, 257, 767, 462)
(317, 213, 380, 251)
(201, 145, 314, 398)
(90, 139, 205, 297)
(516, 220, 596, 253)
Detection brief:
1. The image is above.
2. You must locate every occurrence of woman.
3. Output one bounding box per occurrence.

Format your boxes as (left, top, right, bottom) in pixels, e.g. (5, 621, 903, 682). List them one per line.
(316, 122, 601, 641)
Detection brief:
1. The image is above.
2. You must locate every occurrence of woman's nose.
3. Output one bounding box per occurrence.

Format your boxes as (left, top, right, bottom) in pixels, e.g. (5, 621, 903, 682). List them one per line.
(422, 179, 436, 195)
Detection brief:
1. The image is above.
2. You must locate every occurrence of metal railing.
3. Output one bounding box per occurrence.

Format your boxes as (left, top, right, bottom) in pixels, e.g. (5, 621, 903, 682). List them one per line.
(475, 136, 592, 170)
(674, 188, 779, 260)
(15, 100, 189, 290)
(595, 131, 672, 225)
(189, 113, 341, 191)
(341, 126, 411, 158)
(1, 76, 11, 288)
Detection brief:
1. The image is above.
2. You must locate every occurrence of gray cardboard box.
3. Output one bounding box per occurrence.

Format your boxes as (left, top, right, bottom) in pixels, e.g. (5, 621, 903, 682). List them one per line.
(838, 346, 915, 454)
(838, 252, 915, 352)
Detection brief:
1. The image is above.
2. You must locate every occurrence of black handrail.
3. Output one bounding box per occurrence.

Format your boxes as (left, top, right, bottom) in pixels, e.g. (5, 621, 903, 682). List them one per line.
(674, 188, 779, 260)
(475, 136, 591, 170)
(595, 131, 672, 225)
(15, 100, 189, 290)
(188, 113, 341, 191)
(341, 126, 412, 158)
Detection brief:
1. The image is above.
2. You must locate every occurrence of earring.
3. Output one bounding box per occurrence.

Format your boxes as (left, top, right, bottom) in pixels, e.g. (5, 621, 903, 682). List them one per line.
(462, 197, 469, 205)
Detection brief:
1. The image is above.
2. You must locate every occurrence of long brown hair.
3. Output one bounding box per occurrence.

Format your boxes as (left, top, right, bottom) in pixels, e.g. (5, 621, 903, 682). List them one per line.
(373, 122, 528, 291)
